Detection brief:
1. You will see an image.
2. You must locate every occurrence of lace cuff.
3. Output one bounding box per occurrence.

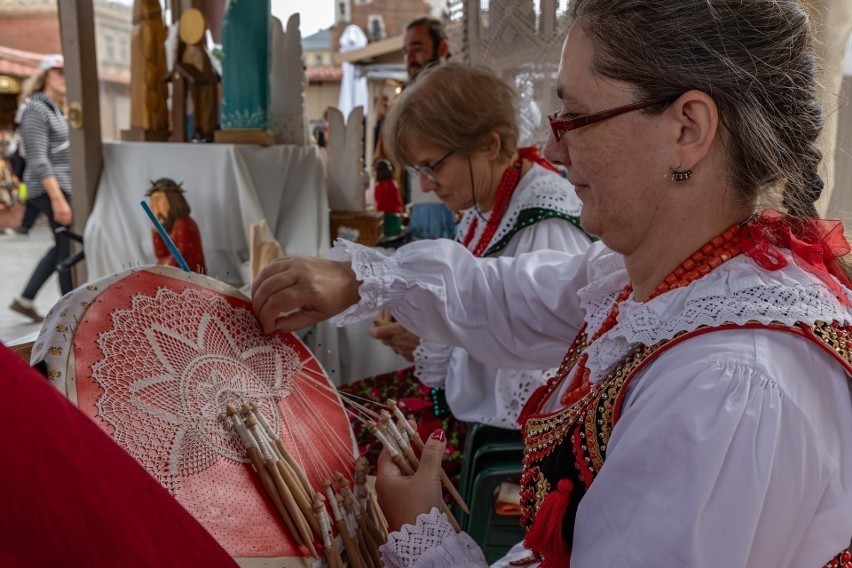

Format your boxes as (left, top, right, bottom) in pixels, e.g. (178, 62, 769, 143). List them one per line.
(328, 239, 408, 326)
(380, 508, 488, 568)
(413, 340, 454, 388)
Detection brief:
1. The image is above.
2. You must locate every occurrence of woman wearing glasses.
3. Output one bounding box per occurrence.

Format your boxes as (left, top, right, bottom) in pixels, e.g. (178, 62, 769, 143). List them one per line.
(340, 61, 591, 475)
(253, 0, 852, 565)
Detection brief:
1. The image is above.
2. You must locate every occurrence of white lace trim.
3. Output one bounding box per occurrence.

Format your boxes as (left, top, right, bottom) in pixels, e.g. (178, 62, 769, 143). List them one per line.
(413, 340, 453, 388)
(578, 252, 628, 337)
(456, 163, 581, 255)
(328, 239, 413, 325)
(480, 368, 547, 427)
(580, 253, 852, 383)
(380, 508, 487, 568)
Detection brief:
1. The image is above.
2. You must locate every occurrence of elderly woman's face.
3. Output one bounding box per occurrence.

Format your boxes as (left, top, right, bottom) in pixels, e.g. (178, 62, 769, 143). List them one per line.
(544, 26, 673, 255)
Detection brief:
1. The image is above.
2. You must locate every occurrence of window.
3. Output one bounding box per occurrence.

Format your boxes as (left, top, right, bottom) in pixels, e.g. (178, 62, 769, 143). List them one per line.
(368, 15, 386, 41)
(105, 35, 115, 61)
(314, 54, 324, 66)
(119, 37, 129, 62)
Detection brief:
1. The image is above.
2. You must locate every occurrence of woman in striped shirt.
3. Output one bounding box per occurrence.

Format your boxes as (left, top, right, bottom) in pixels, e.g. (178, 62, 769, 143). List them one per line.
(9, 54, 73, 323)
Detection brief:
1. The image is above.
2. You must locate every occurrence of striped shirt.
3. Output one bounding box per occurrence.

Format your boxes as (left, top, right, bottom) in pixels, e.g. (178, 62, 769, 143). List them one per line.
(19, 91, 72, 197)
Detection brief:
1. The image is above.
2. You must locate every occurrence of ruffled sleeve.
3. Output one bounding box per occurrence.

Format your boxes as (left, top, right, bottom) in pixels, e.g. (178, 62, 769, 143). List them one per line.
(330, 238, 607, 370)
(379, 508, 489, 568)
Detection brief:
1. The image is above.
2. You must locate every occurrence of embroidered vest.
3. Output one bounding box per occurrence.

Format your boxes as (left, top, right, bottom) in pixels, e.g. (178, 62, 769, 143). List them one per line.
(519, 320, 852, 566)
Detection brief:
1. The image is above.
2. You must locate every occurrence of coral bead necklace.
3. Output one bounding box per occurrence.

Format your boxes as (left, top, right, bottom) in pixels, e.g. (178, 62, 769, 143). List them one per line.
(460, 156, 523, 257)
(557, 220, 745, 407)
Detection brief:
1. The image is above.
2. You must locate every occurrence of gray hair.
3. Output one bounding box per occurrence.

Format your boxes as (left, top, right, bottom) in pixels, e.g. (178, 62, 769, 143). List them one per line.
(571, 0, 824, 219)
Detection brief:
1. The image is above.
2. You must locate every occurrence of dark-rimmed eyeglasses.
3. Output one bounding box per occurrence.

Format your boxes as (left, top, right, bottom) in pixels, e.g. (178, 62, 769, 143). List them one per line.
(407, 150, 454, 183)
(548, 95, 679, 142)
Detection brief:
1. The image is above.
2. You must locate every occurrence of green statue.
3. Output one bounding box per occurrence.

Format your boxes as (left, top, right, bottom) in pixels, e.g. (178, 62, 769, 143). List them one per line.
(220, 0, 271, 130)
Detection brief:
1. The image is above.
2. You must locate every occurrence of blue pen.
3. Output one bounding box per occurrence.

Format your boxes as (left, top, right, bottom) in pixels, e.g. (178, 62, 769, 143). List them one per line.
(140, 200, 192, 272)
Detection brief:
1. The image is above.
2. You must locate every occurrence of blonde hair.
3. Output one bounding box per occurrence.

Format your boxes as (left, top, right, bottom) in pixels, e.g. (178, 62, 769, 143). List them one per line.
(19, 68, 49, 105)
(383, 62, 518, 166)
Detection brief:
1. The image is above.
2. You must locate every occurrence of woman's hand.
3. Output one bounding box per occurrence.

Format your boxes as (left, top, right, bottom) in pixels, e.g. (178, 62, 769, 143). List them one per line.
(369, 321, 421, 362)
(51, 194, 72, 226)
(376, 428, 447, 531)
(251, 257, 362, 334)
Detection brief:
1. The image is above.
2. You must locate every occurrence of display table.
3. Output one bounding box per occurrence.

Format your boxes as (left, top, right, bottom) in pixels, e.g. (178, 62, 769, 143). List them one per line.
(84, 141, 408, 382)
(85, 141, 328, 283)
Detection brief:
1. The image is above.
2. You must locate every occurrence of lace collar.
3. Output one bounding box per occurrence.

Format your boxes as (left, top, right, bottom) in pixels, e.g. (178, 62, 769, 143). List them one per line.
(455, 163, 582, 255)
(579, 251, 852, 383)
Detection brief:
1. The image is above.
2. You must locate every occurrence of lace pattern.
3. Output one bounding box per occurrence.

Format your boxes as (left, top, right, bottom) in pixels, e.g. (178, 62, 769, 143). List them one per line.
(91, 286, 301, 492)
(31, 268, 139, 394)
(328, 239, 412, 325)
(456, 164, 581, 255)
(380, 508, 488, 568)
(578, 257, 628, 338)
(413, 340, 454, 388)
(582, 254, 852, 382)
(482, 368, 546, 427)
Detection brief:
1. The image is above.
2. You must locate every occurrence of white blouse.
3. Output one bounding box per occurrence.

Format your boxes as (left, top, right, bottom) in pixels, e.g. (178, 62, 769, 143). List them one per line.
(330, 239, 852, 568)
(414, 163, 590, 427)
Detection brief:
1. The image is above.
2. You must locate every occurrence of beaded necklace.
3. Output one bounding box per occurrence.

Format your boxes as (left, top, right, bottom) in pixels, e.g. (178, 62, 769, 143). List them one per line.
(554, 220, 746, 407)
(460, 156, 523, 257)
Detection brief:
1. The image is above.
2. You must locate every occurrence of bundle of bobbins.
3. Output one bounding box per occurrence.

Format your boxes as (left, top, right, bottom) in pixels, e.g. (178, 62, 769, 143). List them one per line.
(366, 399, 469, 532)
(227, 398, 468, 566)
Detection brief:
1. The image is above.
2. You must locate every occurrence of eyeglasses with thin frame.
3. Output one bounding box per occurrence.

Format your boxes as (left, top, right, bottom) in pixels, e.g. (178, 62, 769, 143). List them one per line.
(407, 150, 454, 183)
(548, 95, 679, 142)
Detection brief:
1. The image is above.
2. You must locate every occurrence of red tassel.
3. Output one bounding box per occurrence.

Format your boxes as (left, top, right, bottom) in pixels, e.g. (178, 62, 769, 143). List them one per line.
(524, 479, 573, 568)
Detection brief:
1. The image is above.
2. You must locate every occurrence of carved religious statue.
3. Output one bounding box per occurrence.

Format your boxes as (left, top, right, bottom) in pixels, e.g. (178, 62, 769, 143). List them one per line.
(125, 0, 170, 141)
(146, 178, 206, 273)
(215, 0, 274, 145)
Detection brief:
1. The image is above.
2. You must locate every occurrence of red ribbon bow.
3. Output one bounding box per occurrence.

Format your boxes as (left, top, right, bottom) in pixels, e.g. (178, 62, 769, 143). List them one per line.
(740, 210, 852, 306)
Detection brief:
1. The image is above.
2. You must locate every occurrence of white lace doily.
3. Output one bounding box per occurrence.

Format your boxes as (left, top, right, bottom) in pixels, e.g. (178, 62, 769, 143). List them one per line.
(91, 286, 301, 491)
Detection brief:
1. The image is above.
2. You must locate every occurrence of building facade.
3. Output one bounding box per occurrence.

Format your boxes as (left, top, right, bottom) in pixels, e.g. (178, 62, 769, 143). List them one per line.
(0, 0, 131, 140)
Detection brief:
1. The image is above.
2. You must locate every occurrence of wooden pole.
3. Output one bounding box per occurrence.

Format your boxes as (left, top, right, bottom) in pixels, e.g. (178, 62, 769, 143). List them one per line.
(57, 0, 104, 286)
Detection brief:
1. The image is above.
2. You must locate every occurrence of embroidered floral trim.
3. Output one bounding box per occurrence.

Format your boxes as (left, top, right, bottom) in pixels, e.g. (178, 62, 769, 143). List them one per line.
(31, 269, 139, 394)
(329, 239, 414, 325)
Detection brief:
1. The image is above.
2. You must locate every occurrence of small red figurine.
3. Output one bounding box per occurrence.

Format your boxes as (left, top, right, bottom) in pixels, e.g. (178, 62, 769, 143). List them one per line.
(146, 178, 206, 273)
(373, 159, 403, 235)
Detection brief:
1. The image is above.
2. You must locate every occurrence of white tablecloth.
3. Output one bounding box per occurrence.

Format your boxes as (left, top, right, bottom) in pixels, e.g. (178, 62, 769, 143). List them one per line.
(85, 141, 407, 382)
(86, 141, 328, 283)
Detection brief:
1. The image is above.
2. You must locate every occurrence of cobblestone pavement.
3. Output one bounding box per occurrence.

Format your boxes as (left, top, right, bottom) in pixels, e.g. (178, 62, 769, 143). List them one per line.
(0, 226, 61, 344)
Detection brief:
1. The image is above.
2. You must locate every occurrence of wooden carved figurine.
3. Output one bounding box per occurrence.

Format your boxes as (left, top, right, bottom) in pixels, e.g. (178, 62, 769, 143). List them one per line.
(178, 8, 219, 142)
(147, 178, 206, 273)
(124, 0, 170, 141)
